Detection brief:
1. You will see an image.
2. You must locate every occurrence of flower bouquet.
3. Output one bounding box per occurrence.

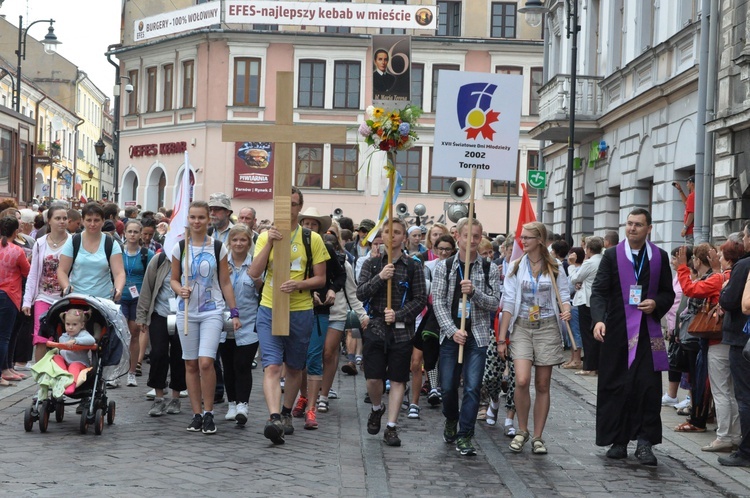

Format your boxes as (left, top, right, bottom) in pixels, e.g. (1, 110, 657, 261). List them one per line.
(358, 104, 422, 153)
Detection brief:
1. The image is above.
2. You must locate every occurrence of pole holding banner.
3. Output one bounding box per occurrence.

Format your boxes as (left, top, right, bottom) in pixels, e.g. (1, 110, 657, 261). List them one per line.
(183, 228, 190, 336)
(457, 168, 477, 364)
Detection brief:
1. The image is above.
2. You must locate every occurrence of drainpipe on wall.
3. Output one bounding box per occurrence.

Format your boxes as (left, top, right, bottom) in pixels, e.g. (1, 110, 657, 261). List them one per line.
(693, 0, 711, 244)
(703, 0, 719, 241)
(536, 14, 550, 223)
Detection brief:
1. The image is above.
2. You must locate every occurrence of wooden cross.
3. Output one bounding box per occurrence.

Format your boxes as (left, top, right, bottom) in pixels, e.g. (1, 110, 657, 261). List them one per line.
(222, 71, 348, 336)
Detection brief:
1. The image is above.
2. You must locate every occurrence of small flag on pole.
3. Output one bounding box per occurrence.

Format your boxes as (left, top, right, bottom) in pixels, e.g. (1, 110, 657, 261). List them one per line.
(511, 183, 537, 262)
(162, 151, 192, 256)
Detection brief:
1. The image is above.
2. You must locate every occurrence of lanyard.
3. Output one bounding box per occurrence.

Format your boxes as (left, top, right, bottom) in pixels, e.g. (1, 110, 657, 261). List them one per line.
(632, 250, 644, 281)
(189, 235, 208, 281)
(124, 249, 138, 280)
(526, 258, 542, 295)
(231, 257, 247, 289)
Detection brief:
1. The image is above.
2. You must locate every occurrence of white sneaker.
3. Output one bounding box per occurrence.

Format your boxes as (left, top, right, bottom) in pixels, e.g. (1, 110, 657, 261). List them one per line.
(407, 404, 420, 419)
(180, 390, 189, 398)
(225, 401, 237, 421)
(127, 373, 137, 387)
(235, 402, 249, 425)
(106, 379, 120, 389)
(674, 396, 691, 410)
(661, 393, 678, 406)
(146, 389, 156, 400)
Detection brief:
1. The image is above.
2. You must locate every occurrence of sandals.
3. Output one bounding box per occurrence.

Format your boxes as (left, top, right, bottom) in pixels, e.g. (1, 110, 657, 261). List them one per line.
(509, 430, 530, 453)
(531, 437, 548, 455)
(674, 422, 706, 433)
(562, 361, 582, 370)
(486, 405, 497, 426)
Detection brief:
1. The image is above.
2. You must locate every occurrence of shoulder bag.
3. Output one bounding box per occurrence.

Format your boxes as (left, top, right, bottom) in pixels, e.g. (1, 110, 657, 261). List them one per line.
(687, 301, 723, 340)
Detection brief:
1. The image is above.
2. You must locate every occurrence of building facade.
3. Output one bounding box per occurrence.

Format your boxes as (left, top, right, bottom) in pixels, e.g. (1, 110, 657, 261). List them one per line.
(114, 0, 544, 234)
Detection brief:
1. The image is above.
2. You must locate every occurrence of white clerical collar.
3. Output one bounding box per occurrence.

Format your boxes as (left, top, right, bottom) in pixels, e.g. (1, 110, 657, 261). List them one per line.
(375, 69, 386, 76)
(623, 239, 651, 263)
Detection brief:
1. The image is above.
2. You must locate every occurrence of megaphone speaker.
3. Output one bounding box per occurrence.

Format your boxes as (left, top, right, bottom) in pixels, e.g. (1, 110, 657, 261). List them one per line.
(447, 203, 469, 223)
(396, 203, 409, 216)
(333, 208, 343, 217)
(449, 180, 471, 201)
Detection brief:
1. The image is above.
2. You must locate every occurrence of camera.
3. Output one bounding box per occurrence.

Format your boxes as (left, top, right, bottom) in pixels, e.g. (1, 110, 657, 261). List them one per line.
(672, 182, 678, 187)
(124, 83, 134, 94)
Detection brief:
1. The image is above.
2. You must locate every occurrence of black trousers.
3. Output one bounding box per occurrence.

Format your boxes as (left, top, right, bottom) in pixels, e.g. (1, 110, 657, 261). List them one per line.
(146, 313, 186, 392)
(218, 339, 259, 404)
(579, 305, 599, 371)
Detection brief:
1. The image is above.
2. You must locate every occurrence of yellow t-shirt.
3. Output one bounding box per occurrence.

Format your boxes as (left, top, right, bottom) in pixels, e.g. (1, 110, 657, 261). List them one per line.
(254, 227, 330, 311)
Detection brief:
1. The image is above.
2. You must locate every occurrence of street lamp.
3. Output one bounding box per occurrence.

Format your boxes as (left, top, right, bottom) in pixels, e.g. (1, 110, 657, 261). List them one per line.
(14, 16, 62, 113)
(519, 0, 578, 246)
(94, 138, 115, 166)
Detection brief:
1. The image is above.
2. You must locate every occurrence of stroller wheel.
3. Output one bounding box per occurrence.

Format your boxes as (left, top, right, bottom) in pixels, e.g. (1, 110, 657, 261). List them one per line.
(39, 400, 50, 433)
(94, 409, 104, 435)
(55, 400, 65, 423)
(79, 407, 88, 434)
(24, 406, 34, 432)
(107, 401, 116, 425)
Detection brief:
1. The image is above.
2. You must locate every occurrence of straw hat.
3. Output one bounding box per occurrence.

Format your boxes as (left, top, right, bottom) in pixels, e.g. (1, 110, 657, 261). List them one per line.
(297, 207, 332, 234)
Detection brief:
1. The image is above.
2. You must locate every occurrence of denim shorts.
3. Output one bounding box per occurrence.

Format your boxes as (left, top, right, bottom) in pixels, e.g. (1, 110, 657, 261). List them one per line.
(256, 305, 313, 371)
(120, 299, 138, 322)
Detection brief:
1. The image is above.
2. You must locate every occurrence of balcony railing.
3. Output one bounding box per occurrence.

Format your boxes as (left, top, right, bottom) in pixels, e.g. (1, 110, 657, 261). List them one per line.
(538, 74, 604, 122)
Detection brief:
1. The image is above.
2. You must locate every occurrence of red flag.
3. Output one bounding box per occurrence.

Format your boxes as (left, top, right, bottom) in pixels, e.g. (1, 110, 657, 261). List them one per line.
(80, 194, 88, 204)
(511, 183, 537, 261)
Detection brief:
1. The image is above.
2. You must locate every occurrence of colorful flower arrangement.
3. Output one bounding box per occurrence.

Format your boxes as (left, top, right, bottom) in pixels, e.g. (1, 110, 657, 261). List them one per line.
(359, 104, 422, 153)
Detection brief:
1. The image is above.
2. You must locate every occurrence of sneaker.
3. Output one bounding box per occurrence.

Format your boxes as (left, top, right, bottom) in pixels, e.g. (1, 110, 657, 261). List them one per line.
(280, 377, 285, 393)
(292, 396, 308, 418)
(105, 379, 119, 389)
(718, 451, 750, 467)
(456, 436, 477, 456)
(355, 355, 362, 365)
(427, 389, 441, 407)
(341, 361, 358, 375)
(328, 388, 338, 399)
(635, 443, 657, 466)
(367, 406, 386, 435)
(187, 414, 202, 432)
(443, 419, 458, 443)
(146, 389, 157, 400)
(661, 393, 679, 406)
(202, 412, 217, 434)
(264, 418, 285, 444)
(126, 373, 137, 387)
(225, 401, 237, 421)
(317, 399, 329, 413)
(304, 410, 318, 430)
(235, 402, 249, 426)
(674, 396, 691, 410)
(385, 380, 391, 393)
(148, 399, 167, 417)
(179, 390, 189, 398)
(281, 413, 294, 435)
(407, 404, 420, 419)
(383, 425, 401, 446)
(166, 398, 181, 415)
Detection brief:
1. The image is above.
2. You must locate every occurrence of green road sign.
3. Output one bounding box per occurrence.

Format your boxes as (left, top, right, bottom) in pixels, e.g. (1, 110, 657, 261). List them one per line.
(527, 170, 546, 189)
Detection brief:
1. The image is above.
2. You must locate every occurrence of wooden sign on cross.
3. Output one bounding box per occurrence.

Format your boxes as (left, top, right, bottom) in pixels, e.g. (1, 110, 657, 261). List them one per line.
(222, 71, 348, 336)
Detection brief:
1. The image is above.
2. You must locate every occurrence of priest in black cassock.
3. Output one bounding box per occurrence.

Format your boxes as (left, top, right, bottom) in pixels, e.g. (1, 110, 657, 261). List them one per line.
(590, 208, 674, 466)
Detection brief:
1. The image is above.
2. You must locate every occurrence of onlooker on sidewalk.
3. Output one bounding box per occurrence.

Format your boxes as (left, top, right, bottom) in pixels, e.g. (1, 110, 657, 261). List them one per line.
(674, 176, 695, 246)
(570, 237, 604, 376)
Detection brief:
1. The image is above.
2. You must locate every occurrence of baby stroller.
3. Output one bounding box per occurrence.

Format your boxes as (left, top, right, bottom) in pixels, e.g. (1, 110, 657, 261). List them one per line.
(24, 294, 130, 435)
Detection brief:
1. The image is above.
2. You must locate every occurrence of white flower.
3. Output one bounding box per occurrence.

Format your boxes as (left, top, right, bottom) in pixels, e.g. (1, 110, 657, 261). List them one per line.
(365, 105, 375, 119)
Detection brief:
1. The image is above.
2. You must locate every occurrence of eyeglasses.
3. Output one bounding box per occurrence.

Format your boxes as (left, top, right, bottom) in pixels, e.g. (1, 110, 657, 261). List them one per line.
(519, 236, 537, 241)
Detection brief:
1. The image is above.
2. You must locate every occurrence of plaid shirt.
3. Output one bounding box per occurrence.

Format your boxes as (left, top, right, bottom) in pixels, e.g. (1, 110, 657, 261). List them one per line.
(431, 255, 501, 348)
(356, 252, 427, 343)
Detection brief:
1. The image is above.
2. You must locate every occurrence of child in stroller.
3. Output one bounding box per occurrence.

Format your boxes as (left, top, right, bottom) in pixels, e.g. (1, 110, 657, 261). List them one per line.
(53, 308, 95, 396)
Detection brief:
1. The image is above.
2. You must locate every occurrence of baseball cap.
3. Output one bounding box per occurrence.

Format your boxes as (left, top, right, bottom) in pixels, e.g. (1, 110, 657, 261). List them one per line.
(208, 192, 232, 211)
(687, 175, 695, 183)
(358, 219, 376, 233)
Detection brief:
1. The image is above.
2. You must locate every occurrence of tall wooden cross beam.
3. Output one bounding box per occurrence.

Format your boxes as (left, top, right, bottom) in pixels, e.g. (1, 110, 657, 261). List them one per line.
(222, 71, 348, 335)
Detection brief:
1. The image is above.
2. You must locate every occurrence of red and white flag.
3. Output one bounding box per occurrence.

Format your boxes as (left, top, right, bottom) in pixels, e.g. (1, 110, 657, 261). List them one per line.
(79, 194, 88, 204)
(162, 151, 192, 256)
(511, 183, 537, 261)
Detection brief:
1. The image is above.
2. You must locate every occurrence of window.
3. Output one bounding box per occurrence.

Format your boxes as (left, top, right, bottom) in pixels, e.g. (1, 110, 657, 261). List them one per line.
(491, 2, 517, 38)
(496, 66, 522, 76)
(0, 129, 11, 195)
(182, 60, 194, 108)
(530, 67, 543, 115)
(431, 64, 459, 112)
(163, 64, 173, 111)
(296, 144, 324, 188)
(146, 67, 157, 112)
(381, 0, 406, 34)
(298, 60, 326, 108)
(233, 57, 261, 106)
(526, 151, 539, 197)
(437, 1, 461, 36)
(325, 0, 351, 33)
(428, 148, 454, 192)
(127, 69, 138, 114)
(333, 61, 360, 109)
(253, 24, 279, 31)
(394, 148, 421, 192)
(330, 145, 358, 189)
(411, 63, 424, 109)
(491, 151, 520, 195)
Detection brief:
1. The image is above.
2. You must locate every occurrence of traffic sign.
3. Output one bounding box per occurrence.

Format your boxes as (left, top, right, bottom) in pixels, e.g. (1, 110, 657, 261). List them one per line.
(527, 170, 546, 190)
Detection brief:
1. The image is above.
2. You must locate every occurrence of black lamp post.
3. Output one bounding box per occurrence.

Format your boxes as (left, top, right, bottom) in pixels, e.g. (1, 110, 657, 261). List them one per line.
(520, 0, 579, 246)
(14, 16, 61, 113)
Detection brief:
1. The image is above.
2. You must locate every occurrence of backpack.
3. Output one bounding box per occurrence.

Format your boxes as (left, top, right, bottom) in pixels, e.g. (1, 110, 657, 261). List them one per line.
(69, 233, 117, 281)
(443, 255, 492, 293)
(258, 227, 314, 296)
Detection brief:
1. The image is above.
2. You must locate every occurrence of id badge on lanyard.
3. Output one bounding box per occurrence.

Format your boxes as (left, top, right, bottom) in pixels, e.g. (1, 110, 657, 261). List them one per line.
(527, 259, 541, 321)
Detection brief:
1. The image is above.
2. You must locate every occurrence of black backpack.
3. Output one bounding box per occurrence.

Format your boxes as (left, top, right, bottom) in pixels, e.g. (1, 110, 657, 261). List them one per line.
(443, 255, 492, 293)
(177, 239, 224, 278)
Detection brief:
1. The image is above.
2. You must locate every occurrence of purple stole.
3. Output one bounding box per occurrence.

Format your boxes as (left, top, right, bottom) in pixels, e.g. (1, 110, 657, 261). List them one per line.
(616, 241, 668, 371)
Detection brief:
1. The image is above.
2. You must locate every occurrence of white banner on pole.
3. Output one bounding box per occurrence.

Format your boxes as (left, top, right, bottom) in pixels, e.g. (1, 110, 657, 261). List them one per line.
(433, 71, 523, 181)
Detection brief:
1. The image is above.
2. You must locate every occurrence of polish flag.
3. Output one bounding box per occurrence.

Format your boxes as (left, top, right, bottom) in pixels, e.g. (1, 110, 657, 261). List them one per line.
(511, 183, 537, 261)
(162, 151, 192, 256)
(79, 194, 88, 204)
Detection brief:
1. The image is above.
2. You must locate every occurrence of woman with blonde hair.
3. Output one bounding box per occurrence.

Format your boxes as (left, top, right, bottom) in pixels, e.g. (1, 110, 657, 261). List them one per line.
(423, 223, 450, 262)
(497, 221, 571, 455)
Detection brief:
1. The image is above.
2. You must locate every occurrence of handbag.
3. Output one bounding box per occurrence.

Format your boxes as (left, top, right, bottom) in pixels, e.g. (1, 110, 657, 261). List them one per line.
(667, 338, 690, 372)
(687, 301, 723, 340)
(343, 292, 360, 330)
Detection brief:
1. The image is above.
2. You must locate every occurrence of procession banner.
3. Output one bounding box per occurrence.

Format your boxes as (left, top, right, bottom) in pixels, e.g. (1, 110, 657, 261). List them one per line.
(372, 35, 411, 105)
(433, 71, 523, 181)
(234, 142, 274, 200)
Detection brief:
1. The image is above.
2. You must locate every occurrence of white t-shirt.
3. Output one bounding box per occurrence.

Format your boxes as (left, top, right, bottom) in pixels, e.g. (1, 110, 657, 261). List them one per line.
(171, 238, 228, 316)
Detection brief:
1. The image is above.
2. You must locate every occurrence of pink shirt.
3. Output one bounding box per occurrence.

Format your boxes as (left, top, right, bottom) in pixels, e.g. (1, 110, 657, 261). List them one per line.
(0, 242, 31, 309)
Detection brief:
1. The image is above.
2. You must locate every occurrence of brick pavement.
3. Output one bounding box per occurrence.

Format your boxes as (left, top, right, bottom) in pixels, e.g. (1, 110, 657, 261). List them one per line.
(1, 357, 748, 497)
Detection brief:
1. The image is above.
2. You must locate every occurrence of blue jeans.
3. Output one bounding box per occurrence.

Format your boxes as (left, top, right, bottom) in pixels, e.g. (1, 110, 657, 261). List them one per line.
(0, 291, 19, 373)
(440, 334, 487, 438)
(567, 306, 582, 349)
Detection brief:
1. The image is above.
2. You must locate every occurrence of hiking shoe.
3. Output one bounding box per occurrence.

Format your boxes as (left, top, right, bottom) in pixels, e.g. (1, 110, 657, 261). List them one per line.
(367, 406, 386, 435)
(225, 401, 237, 421)
(281, 413, 294, 435)
(427, 389, 441, 407)
(235, 402, 248, 426)
(635, 443, 657, 466)
(264, 418, 285, 444)
(328, 388, 338, 399)
(166, 398, 181, 415)
(126, 373, 137, 387)
(383, 425, 401, 446)
(148, 399, 167, 417)
(202, 412, 217, 434)
(456, 436, 477, 456)
(443, 419, 458, 443)
(292, 396, 308, 418)
(187, 414, 202, 432)
(341, 361, 358, 375)
(304, 410, 318, 430)
(317, 399, 329, 413)
(606, 443, 627, 459)
(407, 404, 420, 419)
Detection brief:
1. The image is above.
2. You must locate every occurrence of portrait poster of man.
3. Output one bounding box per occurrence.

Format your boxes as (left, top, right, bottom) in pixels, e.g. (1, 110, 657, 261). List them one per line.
(234, 141, 274, 200)
(372, 35, 411, 104)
